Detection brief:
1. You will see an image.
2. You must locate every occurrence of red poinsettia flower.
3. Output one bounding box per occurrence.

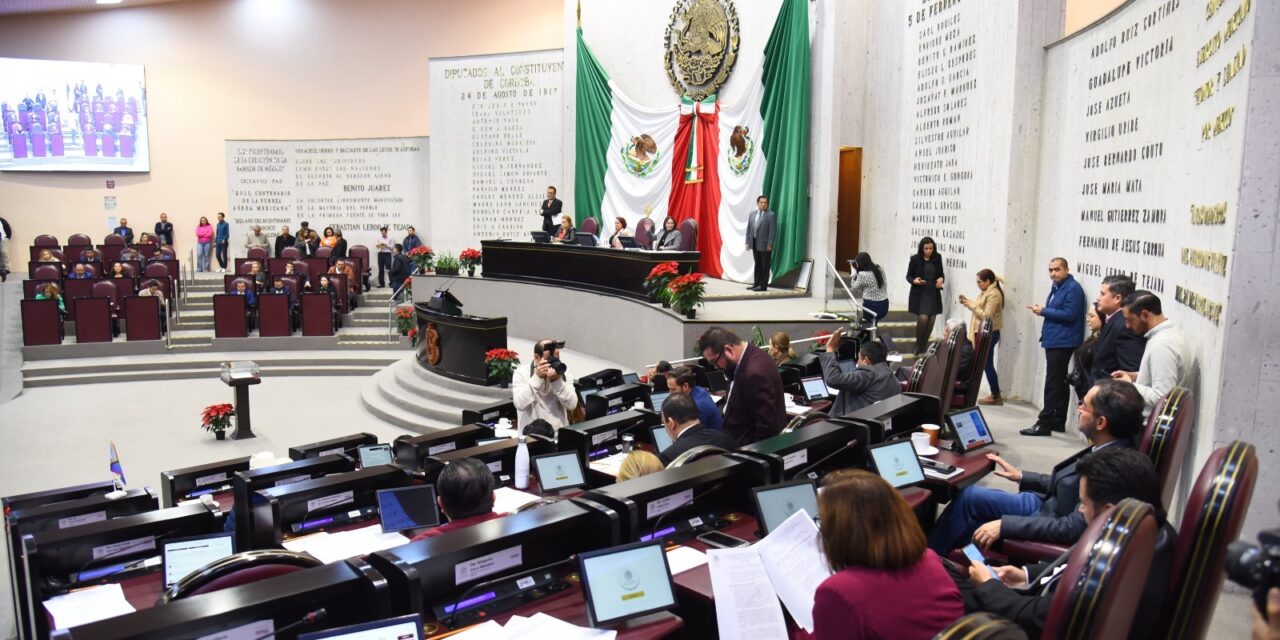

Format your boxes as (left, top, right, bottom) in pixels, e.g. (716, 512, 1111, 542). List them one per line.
(646, 261, 680, 281)
(459, 248, 483, 262)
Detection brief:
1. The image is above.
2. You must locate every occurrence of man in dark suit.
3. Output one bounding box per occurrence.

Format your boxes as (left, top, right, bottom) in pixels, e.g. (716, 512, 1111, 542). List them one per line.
(274, 225, 295, 258)
(388, 243, 412, 294)
(656, 393, 737, 465)
(113, 217, 134, 244)
(745, 195, 777, 291)
(540, 186, 563, 235)
(928, 378, 1142, 554)
(949, 447, 1175, 640)
(697, 327, 785, 446)
(1091, 274, 1145, 383)
(154, 212, 174, 246)
(818, 328, 900, 416)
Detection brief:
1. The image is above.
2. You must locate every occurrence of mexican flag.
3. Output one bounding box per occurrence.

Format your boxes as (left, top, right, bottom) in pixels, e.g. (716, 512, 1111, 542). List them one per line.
(575, 0, 810, 281)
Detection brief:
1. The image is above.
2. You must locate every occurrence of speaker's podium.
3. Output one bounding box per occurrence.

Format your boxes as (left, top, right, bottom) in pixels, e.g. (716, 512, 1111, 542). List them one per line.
(416, 288, 508, 385)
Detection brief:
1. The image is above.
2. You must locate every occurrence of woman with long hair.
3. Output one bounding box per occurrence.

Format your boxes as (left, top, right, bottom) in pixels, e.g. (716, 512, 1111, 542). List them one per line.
(653, 216, 681, 250)
(320, 226, 337, 249)
(195, 216, 213, 272)
(812, 470, 963, 638)
(552, 215, 576, 244)
(849, 252, 889, 322)
(959, 268, 1006, 405)
(767, 331, 798, 366)
(905, 237, 945, 355)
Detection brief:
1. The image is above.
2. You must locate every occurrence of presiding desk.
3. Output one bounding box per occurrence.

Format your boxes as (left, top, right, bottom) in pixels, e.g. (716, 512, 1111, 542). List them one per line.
(416, 303, 508, 385)
(480, 240, 700, 301)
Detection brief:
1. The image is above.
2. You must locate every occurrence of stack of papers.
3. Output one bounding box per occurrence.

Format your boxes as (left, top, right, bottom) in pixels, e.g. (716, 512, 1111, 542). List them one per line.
(587, 452, 628, 477)
(450, 612, 616, 639)
(282, 525, 409, 564)
(492, 486, 542, 514)
(665, 546, 709, 575)
(43, 583, 137, 630)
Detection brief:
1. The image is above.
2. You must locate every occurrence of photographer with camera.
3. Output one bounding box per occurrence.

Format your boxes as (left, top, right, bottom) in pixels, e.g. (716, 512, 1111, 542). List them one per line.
(1228, 512, 1280, 640)
(512, 338, 578, 431)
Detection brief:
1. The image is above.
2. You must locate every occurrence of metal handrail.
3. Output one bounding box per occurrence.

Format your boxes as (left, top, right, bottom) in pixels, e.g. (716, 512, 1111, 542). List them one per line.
(385, 282, 411, 343)
(649, 333, 832, 368)
(164, 298, 172, 350)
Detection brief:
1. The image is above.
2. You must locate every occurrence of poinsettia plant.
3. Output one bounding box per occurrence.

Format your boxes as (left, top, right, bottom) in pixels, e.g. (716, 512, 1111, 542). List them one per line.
(406, 246, 435, 273)
(668, 273, 706, 314)
(484, 348, 521, 385)
(643, 261, 681, 303)
(201, 403, 235, 434)
(458, 248, 483, 269)
(395, 305, 415, 334)
(407, 326, 420, 347)
(811, 330, 834, 352)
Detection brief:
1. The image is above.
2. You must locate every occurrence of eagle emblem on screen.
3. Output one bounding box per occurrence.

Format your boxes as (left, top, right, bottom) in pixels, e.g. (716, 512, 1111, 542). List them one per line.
(664, 0, 740, 101)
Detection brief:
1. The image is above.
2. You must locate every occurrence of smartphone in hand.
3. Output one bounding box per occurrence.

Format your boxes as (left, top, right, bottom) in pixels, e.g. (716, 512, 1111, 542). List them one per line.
(962, 543, 999, 580)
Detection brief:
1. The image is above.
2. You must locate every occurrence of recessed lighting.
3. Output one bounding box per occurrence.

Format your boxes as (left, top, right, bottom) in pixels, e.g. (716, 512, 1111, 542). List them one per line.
(96, 0, 124, 5)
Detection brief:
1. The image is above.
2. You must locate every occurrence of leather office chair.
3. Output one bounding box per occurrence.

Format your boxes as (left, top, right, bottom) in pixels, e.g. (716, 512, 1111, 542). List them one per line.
(32, 264, 60, 281)
(144, 262, 169, 279)
(934, 612, 1028, 640)
(33, 234, 59, 247)
(635, 218, 655, 249)
(291, 260, 311, 280)
(349, 245, 372, 288)
(103, 233, 125, 245)
(668, 445, 728, 467)
(782, 410, 828, 434)
(67, 233, 92, 246)
(246, 246, 269, 262)
(159, 550, 322, 604)
(316, 246, 333, 259)
(677, 218, 698, 251)
(1042, 498, 1158, 640)
(281, 246, 301, 260)
(49, 248, 65, 262)
(953, 319, 993, 409)
(237, 261, 257, 275)
(580, 217, 599, 237)
(91, 280, 120, 313)
(119, 263, 137, 277)
(80, 262, 99, 278)
(1155, 440, 1257, 640)
(1140, 386, 1194, 510)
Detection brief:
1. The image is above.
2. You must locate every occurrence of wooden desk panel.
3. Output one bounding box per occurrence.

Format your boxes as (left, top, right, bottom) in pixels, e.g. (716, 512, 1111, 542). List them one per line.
(480, 241, 699, 301)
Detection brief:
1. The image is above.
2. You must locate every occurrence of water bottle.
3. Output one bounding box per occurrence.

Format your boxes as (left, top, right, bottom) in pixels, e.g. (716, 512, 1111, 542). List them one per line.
(621, 434, 635, 454)
(514, 435, 530, 490)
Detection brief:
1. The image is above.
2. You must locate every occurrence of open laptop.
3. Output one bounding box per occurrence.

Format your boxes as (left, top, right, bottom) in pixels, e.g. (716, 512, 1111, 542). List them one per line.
(376, 485, 441, 534)
(356, 443, 393, 468)
(299, 614, 424, 640)
(578, 541, 677, 627)
(946, 406, 996, 452)
(650, 424, 674, 452)
(837, 359, 857, 374)
(705, 370, 729, 394)
(530, 231, 551, 244)
(617, 236, 639, 249)
(752, 479, 820, 535)
(799, 376, 830, 403)
(161, 531, 236, 587)
(649, 391, 670, 412)
(532, 451, 588, 492)
(621, 372, 641, 385)
(868, 440, 926, 489)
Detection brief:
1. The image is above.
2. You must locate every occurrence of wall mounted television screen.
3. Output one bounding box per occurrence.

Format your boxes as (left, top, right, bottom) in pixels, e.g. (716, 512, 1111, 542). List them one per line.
(0, 57, 150, 172)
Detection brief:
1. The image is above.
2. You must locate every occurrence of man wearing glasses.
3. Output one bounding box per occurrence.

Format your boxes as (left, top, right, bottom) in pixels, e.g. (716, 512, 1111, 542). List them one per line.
(927, 378, 1141, 555)
(695, 327, 785, 446)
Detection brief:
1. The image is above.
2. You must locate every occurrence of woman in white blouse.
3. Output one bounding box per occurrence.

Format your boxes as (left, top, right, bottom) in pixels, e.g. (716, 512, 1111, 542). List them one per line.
(849, 252, 890, 322)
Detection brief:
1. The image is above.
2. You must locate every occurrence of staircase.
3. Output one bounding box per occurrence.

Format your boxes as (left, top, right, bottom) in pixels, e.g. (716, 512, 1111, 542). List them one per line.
(360, 357, 510, 434)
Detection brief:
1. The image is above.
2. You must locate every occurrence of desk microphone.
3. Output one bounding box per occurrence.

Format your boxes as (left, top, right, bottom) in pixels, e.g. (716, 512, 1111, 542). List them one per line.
(443, 555, 578, 627)
(791, 440, 860, 479)
(645, 485, 721, 542)
(250, 608, 327, 640)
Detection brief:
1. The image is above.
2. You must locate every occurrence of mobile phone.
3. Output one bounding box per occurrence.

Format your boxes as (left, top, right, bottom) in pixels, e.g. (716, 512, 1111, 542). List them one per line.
(962, 543, 999, 580)
(696, 531, 750, 549)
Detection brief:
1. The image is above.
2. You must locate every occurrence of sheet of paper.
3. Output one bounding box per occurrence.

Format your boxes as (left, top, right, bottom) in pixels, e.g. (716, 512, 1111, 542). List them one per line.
(706, 548, 788, 640)
(281, 526, 408, 564)
(492, 486, 541, 514)
(506, 612, 617, 639)
(587, 451, 628, 477)
(665, 546, 709, 575)
(43, 583, 137, 630)
(195, 619, 274, 640)
(752, 510, 832, 633)
(448, 619, 505, 639)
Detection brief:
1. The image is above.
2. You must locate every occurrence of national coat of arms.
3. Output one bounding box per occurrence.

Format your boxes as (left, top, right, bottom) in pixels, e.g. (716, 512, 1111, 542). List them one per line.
(664, 0, 740, 101)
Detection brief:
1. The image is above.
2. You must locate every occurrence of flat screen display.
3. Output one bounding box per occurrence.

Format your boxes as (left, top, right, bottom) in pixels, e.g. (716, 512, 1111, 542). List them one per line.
(357, 444, 393, 468)
(579, 541, 676, 627)
(869, 440, 925, 488)
(621, 372, 640, 385)
(752, 480, 819, 535)
(948, 407, 995, 451)
(532, 451, 586, 492)
(0, 57, 150, 172)
(649, 392, 670, 412)
(376, 485, 441, 534)
(800, 377, 829, 401)
(161, 532, 235, 587)
(837, 359, 856, 374)
(650, 425, 673, 453)
(298, 614, 423, 640)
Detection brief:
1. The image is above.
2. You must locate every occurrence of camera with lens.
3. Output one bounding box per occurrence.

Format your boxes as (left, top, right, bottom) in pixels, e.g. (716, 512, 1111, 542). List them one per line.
(538, 340, 568, 377)
(1226, 525, 1280, 618)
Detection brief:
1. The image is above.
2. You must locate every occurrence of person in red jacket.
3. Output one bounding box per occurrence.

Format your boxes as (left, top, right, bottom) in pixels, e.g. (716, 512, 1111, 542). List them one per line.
(696, 327, 785, 446)
(409, 458, 504, 541)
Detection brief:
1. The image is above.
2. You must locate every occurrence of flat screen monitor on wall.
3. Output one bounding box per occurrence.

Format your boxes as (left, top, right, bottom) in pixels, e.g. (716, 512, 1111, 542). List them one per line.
(0, 57, 150, 172)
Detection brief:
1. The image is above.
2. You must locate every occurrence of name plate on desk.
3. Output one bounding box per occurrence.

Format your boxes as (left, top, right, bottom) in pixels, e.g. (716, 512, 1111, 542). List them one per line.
(195, 619, 274, 640)
(455, 545, 523, 585)
(92, 535, 155, 560)
(783, 449, 809, 470)
(647, 488, 694, 520)
(58, 511, 107, 530)
(306, 490, 354, 513)
(429, 442, 457, 456)
(195, 472, 229, 488)
(274, 474, 310, 487)
(591, 430, 618, 447)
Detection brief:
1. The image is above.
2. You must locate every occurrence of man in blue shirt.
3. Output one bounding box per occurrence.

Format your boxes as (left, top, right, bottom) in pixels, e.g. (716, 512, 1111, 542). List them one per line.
(401, 226, 423, 252)
(665, 366, 723, 431)
(1022, 257, 1086, 436)
(214, 212, 230, 273)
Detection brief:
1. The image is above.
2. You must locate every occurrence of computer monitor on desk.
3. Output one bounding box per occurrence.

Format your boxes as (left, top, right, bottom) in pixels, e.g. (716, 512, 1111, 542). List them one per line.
(733, 420, 862, 483)
(289, 432, 378, 461)
(248, 466, 411, 548)
(581, 455, 771, 543)
(557, 409, 660, 466)
(584, 383, 652, 420)
(161, 531, 235, 587)
(393, 424, 490, 470)
(300, 614, 424, 640)
(376, 486, 441, 534)
(232, 454, 356, 550)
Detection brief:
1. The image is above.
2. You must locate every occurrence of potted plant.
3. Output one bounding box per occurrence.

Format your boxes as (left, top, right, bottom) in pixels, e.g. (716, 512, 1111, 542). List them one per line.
(643, 261, 680, 307)
(668, 273, 706, 319)
(407, 326, 420, 348)
(406, 245, 435, 274)
(201, 403, 235, 440)
(459, 248, 483, 277)
(811, 330, 834, 352)
(484, 348, 521, 388)
(435, 253, 460, 276)
(395, 305, 415, 336)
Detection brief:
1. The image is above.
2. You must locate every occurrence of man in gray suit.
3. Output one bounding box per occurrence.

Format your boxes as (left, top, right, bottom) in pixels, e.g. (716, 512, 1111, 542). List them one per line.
(819, 328, 901, 416)
(746, 195, 777, 291)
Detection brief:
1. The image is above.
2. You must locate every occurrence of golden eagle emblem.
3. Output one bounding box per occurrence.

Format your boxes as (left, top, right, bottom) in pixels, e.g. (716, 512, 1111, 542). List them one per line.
(665, 0, 739, 101)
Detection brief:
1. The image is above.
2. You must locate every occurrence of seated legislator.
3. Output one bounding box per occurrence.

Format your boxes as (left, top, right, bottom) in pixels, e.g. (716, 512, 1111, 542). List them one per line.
(617, 450, 665, 482)
(35, 283, 66, 314)
(80, 248, 102, 262)
(1110, 291, 1191, 416)
(249, 261, 267, 292)
(329, 259, 360, 300)
(67, 263, 93, 279)
(409, 457, 504, 541)
(230, 278, 258, 328)
(150, 245, 175, 261)
(767, 331, 798, 367)
(512, 339, 578, 431)
(819, 329, 901, 416)
(948, 447, 1175, 639)
(943, 319, 974, 382)
(36, 249, 58, 263)
(267, 276, 296, 306)
(119, 246, 143, 263)
(550, 215, 575, 244)
(138, 279, 164, 300)
(655, 393, 737, 466)
(665, 365, 724, 431)
(607, 216, 631, 248)
(652, 216, 681, 250)
(110, 262, 128, 278)
(697, 327, 786, 446)
(1090, 274, 1144, 385)
(927, 378, 1141, 553)
(283, 261, 309, 289)
(810, 470, 964, 640)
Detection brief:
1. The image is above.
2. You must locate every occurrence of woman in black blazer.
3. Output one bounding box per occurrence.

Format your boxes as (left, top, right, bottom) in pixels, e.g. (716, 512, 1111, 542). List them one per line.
(551, 215, 576, 244)
(906, 236, 945, 356)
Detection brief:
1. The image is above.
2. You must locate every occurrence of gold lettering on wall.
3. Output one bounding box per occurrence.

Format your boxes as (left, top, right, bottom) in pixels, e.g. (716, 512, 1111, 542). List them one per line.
(1175, 285, 1223, 324)
(1201, 105, 1234, 140)
(1205, 0, 1226, 20)
(1190, 202, 1228, 224)
(1180, 247, 1228, 275)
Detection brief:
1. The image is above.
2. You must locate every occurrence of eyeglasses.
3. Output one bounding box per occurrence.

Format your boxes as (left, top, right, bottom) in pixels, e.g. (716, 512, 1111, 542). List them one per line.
(1077, 402, 1094, 415)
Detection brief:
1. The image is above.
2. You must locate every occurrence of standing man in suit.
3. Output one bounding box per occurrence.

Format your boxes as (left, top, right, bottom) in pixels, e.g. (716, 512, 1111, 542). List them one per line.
(696, 327, 785, 446)
(540, 186, 563, 235)
(113, 217, 134, 244)
(388, 243, 412, 295)
(274, 225, 294, 258)
(948, 447, 1175, 639)
(154, 212, 174, 247)
(927, 378, 1142, 554)
(1091, 274, 1144, 383)
(745, 195, 777, 291)
(819, 329, 901, 416)
(214, 212, 230, 272)
(656, 393, 737, 465)
(1022, 257, 1086, 436)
